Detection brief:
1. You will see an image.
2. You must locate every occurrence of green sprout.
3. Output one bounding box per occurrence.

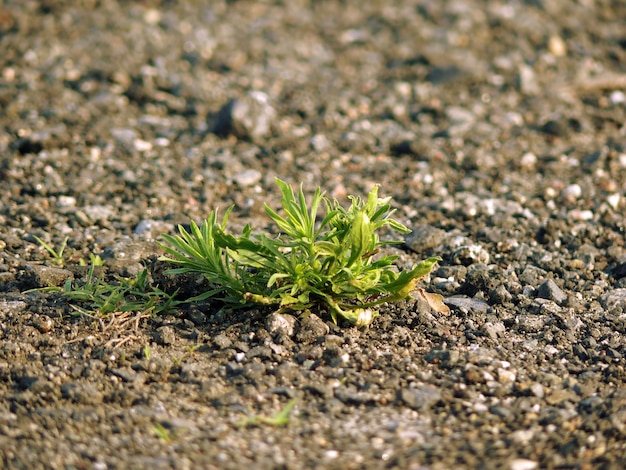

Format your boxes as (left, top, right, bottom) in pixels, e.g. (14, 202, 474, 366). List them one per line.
(34, 236, 69, 266)
(236, 399, 297, 428)
(159, 178, 442, 326)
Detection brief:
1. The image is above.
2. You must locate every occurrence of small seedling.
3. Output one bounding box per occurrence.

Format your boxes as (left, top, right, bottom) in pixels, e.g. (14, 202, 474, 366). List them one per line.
(33, 260, 182, 317)
(236, 399, 297, 427)
(160, 178, 444, 326)
(34, 236, 69, 266)
(152, 423, 172, 442)
(79, 253, 105, 267)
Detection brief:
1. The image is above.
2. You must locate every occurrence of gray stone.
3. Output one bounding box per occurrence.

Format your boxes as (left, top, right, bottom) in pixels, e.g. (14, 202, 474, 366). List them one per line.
(397, 385, 442, 410)
(213, 91, 277, 142)
(266, 312, 297, 338)
(537, 279, 567, 304)
(295, 313, 329, 342)
(231, 169, 262, 187)
(154, 326, 176, 346)
(600, 289, 626, 312)
(451, 244, 490, 265)
(23, 264, 73, 288)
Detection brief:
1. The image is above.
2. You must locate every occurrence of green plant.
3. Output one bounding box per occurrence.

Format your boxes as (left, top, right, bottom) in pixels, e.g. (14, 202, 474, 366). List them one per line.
(33, 261, 181, 317)
(160, 178, 444, 326)
(152, 422, 172, 442)
(34, 236, 69, 266)
(79, 253, 105, 267)
(236, 399, 297, 428)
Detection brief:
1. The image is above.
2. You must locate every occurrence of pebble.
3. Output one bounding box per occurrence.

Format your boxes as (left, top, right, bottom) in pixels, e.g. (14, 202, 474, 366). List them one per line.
(56, 196, 77, 208)
(0, 300, 27, 315)
(599, 289, 626, 312)
(231, 169, 262, 187)
(397, 385, 442, 410)
(497, 368, 516, 384)
(536, 278, 567, 304)
(451, 244, 490, 265)
(295, 313, 329, 342)
(519, 152, 537, 170)
(405, 225, 447, 251)
(134, 219, 173, 237)
(510, 458, 538, 470)
(609, 90, 625, 106)
(518, 64, 540, 95)
(445, 296, 489, 314)
(561, 184, 581, 202)
(606, 193, 620, 210)
(530, 383, 545, 398)
(548, 35, 567, 57)
(517, 314, 546, 333)
(213, 91, 277, 142)
(266, 312, 297, 338)
(24, 264, 73, 288)
(154, 326, 175, 346)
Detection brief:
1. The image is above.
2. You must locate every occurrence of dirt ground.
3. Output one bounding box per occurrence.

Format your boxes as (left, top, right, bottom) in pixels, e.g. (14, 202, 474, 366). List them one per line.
(1, 1, 626, 468)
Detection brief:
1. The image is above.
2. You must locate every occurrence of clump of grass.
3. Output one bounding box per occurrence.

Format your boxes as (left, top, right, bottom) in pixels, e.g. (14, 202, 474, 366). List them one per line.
(159, 178, 444, 326)
(33, 261, 181, 318)
(34, 236, 69, 266)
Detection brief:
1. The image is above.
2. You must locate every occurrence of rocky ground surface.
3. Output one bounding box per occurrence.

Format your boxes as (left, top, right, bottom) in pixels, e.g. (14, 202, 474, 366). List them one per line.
(1, 0, 626, 468)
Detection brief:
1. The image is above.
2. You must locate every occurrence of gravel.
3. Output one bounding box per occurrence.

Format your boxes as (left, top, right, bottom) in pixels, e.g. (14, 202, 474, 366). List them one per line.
(1, 0, 626, 468)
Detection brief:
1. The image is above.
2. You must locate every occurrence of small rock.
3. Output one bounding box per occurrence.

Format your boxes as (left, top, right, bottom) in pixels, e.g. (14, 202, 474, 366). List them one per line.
(451, 244, 490, 265)
(33, 316, 54, 333)
(295, 313, 329, 342)
(536, 279, 567, 304)
(561, 184, 582, 202)
(212, 333, 232, 349)
(539, 119, 568, 137)
(509, 459, 538, 470)
(134, 219, 173, 238)
(102, 239, 160, 265)
(231, 169, 262, 187)
(445, 296, 489, 314)
(517, 314, 546, 333)
(482, 321, 506, 340)
(0, 301, 27, 315)
(154, 326, 175, 346)
(599, 289, 626, 312)
(520, 152, 537, 170)
(213, 91, 277, 142)
(517, 64, 540, 95)
(530, 382, 545, 398)
(397, 385, 442, 410)
(23, 264, 73, 288)
(266, 312, 297, 338)
(497, 368, 516, 384)
(548, 35, 567, 57)
(405, 225, 447, 251)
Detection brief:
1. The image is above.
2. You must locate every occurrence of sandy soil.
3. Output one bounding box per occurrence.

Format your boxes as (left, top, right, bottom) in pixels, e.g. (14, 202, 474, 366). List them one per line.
(1, 1, 626, 468)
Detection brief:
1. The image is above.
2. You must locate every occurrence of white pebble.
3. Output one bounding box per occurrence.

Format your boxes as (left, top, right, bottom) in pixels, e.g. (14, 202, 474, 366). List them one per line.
(569, 209, 593, 221)
(520, 152, 537, 170)
(561, 184, 581, 201)
(56, 196, 77, 208)
(548, 36, 567, 57)
(607, 193, 621, 210)
(134, 139, 153, 152)
(231, 169, 262, 187)
(510, 458, 538, 470)
(497, 368, 516, 383)
(610, 91, 625, 105)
